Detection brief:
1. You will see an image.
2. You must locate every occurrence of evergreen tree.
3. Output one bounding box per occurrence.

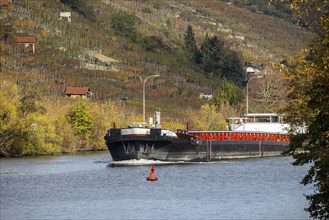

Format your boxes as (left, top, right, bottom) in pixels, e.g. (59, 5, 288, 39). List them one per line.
(60, 0, 95, 21)
(199, 34, 244, 85)
(200, 35, 226, 78)
(222, 51, 244, 85)
(184, 29, 244, 85)
(184, 25, 201, 64)
(200, 34, 217, 76)
(67, 99, 93, 143)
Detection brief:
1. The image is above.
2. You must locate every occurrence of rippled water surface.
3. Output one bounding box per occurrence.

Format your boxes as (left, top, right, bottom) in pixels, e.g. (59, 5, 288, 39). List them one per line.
(0, 152, 312, 219)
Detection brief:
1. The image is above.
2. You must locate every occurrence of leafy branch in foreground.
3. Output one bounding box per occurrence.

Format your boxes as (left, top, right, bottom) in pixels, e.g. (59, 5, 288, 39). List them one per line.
(283, 1, 329, 219)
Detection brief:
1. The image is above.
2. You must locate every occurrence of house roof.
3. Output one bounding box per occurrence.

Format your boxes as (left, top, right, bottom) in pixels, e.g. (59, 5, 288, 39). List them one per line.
(16, 37, 37, 43)
(0, 0, 12, 6)
(65, 87, 90, 95)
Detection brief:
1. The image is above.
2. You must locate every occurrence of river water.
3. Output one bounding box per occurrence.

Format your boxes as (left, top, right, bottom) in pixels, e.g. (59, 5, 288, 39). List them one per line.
(0, 152, 312, 220)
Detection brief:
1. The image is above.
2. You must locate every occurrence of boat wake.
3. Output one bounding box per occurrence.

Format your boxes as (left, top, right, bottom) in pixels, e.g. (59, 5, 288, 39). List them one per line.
(108, 159, 233, 167)
(108, 159, 189, 167)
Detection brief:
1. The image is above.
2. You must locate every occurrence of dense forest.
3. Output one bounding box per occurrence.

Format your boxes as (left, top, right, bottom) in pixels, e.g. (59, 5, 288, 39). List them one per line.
(0, 0, 312, 156)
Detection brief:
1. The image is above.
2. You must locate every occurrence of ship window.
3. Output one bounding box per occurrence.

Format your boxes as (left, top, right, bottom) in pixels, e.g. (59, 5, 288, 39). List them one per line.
(271, 116, 279, 123)
(247, 115, 281, 123)
(255, 116, 271, 123)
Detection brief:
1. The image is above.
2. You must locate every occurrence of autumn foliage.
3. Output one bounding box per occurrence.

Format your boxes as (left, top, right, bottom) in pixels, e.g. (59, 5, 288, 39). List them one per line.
(283, 0, 329, 218)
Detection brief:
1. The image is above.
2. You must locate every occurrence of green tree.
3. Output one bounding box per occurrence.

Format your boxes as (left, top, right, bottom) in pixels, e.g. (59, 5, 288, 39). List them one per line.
(212, 79, 244, 107)
(222, 51, 244, 85)
(60, 0, 95, 21)
(200, 34, 225, 77)
(111, 11, 141, 42)
(184, 25, 201, 64)
(67, 99, 93, 149)
(283, 1, 329, 219)
(199, 34, 244, 85)
(141, 36, 165, 52)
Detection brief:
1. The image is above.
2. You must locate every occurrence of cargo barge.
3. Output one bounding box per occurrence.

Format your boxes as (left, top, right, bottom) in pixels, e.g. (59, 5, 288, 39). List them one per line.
(104, 112, 290, 162)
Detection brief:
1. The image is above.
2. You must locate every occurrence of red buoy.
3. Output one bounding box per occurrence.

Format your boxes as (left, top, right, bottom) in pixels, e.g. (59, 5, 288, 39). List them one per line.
(146, 166, 158, 181)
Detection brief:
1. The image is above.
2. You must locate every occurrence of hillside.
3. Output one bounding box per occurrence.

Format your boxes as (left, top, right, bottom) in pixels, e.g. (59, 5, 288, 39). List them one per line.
(1, 0, 312, 117)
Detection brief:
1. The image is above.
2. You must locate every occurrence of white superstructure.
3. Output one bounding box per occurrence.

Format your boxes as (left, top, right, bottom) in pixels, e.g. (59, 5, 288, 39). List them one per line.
(121, 125, 177, 138)
(227, 113, 290, 134)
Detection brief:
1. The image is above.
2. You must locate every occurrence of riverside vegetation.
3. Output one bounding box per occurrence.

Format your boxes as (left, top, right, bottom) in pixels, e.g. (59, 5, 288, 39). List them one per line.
(1, 1, 328, 217)
(1, 0, 308, 156)
(280, 1, 329, 219)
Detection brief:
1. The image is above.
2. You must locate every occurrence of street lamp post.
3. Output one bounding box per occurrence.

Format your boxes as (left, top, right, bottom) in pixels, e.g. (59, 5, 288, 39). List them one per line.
(143, 74, 160, 122)
(246, 75, 263, 116)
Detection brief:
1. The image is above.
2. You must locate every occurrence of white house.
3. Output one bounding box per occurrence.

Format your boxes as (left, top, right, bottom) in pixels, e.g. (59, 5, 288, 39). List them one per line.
(59, 12, 71, 22)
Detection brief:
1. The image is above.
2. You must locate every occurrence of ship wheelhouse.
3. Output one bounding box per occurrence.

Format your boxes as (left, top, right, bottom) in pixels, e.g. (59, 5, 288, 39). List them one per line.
(227, 113, 289, 134)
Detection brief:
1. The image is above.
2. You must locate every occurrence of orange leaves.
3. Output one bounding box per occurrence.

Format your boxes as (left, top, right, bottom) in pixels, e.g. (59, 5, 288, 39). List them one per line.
(14, 19, 38, 28)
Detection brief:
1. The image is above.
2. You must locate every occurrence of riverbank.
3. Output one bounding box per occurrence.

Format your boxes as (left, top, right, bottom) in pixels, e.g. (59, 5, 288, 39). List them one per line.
(0, 148, 108, 158)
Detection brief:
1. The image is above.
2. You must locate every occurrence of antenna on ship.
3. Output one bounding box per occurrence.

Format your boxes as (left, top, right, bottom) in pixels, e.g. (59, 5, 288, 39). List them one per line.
(154, 108, 161, 129)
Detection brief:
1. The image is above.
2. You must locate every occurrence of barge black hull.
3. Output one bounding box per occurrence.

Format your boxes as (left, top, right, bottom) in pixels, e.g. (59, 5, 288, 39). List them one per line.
(105, 128, 289, 162)
(205, 140, 288, 160)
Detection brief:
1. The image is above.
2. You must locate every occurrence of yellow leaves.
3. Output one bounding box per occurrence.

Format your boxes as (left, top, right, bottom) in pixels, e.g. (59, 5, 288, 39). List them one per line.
(0, 79, 19, 131)
(286, 51, 316, 80)
(322, 56, 329, 70)
(98, 99, 123, 127)
(0, 93, 17, 131)
(161, 121, 185, 131)
(26, 113, 60, 153)
(285, 3, 329, 216)
(40, 30, 48, 38)
(285, 0, 329, 126)
(14, 19, 38, 28)
(0, 77, 18, 97)
(189, 104, 227, 131)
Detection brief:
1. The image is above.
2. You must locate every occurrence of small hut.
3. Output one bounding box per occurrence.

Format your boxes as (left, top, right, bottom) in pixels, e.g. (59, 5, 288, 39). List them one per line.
(65, 86, 92, 98)
(16, 36, 37, 54)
